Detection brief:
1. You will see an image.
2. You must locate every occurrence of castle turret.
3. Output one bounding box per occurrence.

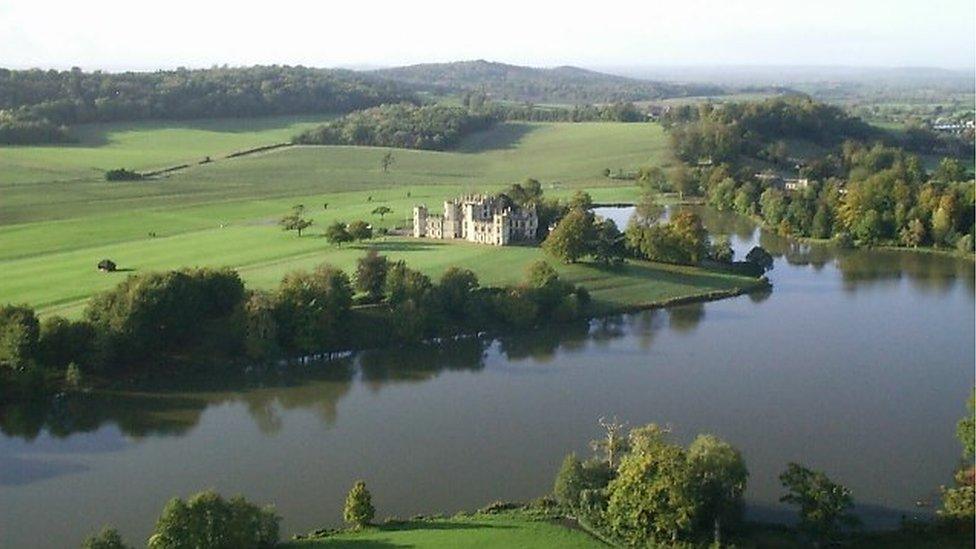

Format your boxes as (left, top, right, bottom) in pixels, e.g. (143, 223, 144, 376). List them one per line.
(413, 205, 428, 237)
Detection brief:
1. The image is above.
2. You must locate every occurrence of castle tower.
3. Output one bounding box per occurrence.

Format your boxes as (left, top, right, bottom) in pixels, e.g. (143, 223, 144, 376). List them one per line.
(413, 205, 428, 238)
(444, 200, 463, 239)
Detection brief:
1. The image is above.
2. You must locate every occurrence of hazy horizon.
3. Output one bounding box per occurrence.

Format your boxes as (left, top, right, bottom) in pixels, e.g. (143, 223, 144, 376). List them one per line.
(2, 0, 973, 73)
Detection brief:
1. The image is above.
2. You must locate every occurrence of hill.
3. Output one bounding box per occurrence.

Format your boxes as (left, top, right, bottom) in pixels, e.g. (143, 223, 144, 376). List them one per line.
(0, 65, 415, 144)
(369, 59, 723, 103)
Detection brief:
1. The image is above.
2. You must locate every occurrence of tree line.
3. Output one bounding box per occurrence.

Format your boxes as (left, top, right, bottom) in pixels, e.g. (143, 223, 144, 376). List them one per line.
(0, 66, 414, 144)
(0, 255, 590, 397)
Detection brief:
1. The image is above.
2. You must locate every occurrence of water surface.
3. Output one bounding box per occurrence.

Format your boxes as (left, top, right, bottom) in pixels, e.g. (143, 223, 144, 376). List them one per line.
(1, 207, 973, 547)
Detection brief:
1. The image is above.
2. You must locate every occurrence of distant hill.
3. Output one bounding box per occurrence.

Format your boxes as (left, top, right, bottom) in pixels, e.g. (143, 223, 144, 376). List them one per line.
(368, 60, 724, 104)
(0, 65, 416, 144)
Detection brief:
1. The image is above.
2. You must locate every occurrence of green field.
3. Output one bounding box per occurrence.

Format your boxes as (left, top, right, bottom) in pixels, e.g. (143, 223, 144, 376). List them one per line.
(0, 118, 762, 318)
(0, 114, 337, 187)
(283, 512, 604, 548)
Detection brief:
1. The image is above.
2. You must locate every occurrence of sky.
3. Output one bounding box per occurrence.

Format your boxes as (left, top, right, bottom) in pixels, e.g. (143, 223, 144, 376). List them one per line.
(0, 0, 973, 71)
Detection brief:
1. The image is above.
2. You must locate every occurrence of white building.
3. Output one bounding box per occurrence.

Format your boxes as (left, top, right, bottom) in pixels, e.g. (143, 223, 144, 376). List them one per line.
(413, 195, 538, 246)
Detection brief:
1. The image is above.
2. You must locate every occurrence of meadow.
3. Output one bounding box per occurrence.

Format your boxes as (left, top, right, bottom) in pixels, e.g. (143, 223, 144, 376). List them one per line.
(283, 511, 604, 549)
(0, 117, 762, 318)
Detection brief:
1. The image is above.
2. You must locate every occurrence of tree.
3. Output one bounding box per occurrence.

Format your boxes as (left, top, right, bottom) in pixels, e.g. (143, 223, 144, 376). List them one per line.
(371, 206, 392, 219)
(347, 220, 372, 241)
(554, 453, 587, 511)
(567, 190, 594, 211)
(670, 211, 709, 264)
(670, 165, 697, 200)
(709, 237, 734, 263)
(343, 481, 375, 529)
(355, 250, 389, 302)
(147, 491, 279, 549)
(590, 416, 629, 469)
(436, 267, 479, 320)
(933, 157, 967, 183)
(779, 463, 859, 543)
(82, 527, 130, 549)
(745, 246, 774, 272)
(940, 390, 975, 521)
(280, 204, 313, 237)
(543, 208, 594, 263)
(592, 218, 625, 265)
(380, 151, 395, 173)
(899, 218, 926, 248)
(0, 304, 40, 371)
(37, 316, 94, 369)
(325, 222, 352, 247)
(688, 434, 748, 545)
(958, 389, 975, 461)
(526, 260, 559, 289)
(385, 261, 433, 305)
(605, 424, 696, 545)
(274, 265, 353, 353)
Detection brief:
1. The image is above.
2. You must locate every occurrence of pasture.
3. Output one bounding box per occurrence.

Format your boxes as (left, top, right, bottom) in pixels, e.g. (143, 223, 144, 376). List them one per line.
(282, 512, 604, 549)
(0, 118, 757, 319)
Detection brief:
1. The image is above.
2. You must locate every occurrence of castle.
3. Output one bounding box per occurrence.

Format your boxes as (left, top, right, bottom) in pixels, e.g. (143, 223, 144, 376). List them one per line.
(413, 195, 538, 246)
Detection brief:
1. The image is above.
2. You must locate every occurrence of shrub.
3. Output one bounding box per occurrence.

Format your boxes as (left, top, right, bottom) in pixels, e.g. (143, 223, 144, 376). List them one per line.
(147, 491, 279, 549)
(105, 168, 143, 181)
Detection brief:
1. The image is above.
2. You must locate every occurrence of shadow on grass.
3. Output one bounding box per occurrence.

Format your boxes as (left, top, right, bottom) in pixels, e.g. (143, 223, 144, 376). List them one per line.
(68, 115, 336, 147)
(455, 123, 537, 153)
(351, 240, 451, 253)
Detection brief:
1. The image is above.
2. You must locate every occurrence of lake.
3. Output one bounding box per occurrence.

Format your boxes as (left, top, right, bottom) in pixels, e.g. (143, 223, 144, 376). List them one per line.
(1, 206, 973, 548)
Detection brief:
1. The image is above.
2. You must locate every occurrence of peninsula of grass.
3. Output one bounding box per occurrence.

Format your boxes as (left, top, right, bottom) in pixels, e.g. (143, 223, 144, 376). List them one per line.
(283, 509, 605, 549)
(0, 118, 747, 319)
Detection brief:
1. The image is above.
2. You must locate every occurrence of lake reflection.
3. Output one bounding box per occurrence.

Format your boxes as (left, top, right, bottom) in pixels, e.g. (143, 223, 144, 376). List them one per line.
(1, 208, 973, 548)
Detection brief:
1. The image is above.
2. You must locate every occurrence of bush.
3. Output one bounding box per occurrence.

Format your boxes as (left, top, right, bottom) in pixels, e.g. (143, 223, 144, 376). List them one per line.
(104, 168, 143, 181)
(147, 491, 279, 549)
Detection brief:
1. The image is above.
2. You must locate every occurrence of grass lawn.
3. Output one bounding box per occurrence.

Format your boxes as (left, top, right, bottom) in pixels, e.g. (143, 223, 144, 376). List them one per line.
(282, 512, 605, 548)
(0, 114, 337, 187)
(0, 117, 760, 320)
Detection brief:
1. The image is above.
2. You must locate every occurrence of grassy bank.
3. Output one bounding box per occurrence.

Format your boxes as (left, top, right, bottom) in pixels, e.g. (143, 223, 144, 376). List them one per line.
(284, 510, 605, 549)
(282, 508, 974, 549)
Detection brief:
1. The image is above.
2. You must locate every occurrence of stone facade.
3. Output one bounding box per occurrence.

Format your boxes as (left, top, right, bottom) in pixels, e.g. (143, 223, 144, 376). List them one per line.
(413, 195, 538, 246)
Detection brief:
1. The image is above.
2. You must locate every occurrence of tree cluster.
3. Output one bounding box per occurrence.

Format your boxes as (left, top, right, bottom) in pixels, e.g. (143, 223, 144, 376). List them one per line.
(486, 101, 645, 123)
(542, 192, 626, 265)
(700, 145, 975, 250)
(293, 103, 495, 150)
(554, 420, 861, 546)
(0, 255, 591, 392)
(0, 65, 413, 144)
(664, 96, 875, 163)
(83, 490, 279, 549)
